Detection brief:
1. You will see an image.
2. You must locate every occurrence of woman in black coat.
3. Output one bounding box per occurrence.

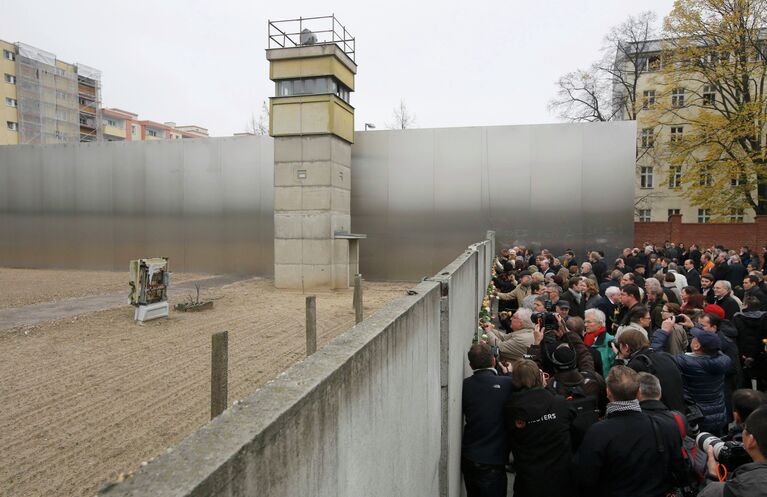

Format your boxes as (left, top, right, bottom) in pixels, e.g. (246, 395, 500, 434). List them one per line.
(505, 360, 575, 497)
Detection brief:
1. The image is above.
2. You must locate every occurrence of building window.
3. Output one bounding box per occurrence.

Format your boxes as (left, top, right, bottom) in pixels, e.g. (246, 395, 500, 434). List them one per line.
(3, 50, 15, 61)
(700, 167, 713, 186)
(7, 121, 18, 131)
(702, 85, 716, 106)
(670, 126, 684, 143)
(275, 76, 351, 104)
(698, 208, 711, 223)
(731, 174, 746, 187)
(729, 209, 745, 223)
(668, 209, 681, 219)
(671, 88, 686, 107)
(106, 118, 117, 127)
(640, 166, 654, 188)
(147, 129, 158, 137)
(638, 209, 652, 222)
(4, 73, 15, 84)
(641, 128, 654, 148)
(5, 97, 17, 108)
(668, 166, 682, 188)
(642, 90, 656, 109)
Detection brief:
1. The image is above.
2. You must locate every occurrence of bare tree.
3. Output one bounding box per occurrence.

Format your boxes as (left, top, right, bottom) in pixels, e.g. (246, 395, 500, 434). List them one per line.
(388, 99, 416, 129)
(245, 100, 269, 135)
(548, 11, 659, 122)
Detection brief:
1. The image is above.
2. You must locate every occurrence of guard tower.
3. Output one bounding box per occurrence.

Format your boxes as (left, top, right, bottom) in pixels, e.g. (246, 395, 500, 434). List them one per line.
(267, 16, 363, 289)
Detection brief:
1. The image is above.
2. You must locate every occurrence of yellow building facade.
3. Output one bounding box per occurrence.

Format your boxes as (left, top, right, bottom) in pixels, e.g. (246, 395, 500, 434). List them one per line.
(626, 42, 757, 224)
(0, 39, 19, 145)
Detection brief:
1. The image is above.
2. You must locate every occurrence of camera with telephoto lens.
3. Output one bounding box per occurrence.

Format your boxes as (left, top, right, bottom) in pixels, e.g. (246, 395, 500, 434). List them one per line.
(696, 432, 752, 472)
(531, 311, 558, 332)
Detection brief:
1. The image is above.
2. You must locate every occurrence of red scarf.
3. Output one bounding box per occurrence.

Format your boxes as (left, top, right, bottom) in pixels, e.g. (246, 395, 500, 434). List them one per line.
(583, 326, 606, 347)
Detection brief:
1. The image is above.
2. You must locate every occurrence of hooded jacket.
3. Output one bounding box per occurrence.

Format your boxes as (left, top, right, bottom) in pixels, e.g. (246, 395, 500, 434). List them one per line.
(505, 388, 574, 497)
(698, 462, 767, 497)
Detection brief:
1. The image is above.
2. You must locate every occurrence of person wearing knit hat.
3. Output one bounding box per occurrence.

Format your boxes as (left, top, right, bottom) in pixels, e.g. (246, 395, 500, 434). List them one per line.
(703, 303, 726, 320)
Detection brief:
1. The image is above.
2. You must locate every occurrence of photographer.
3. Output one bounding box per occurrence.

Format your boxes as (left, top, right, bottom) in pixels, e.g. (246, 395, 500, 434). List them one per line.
(723, 389, 767, 444)
(699, 407, 767, 496)
(505, 359, 575, 497)
(528, 313, 595, 374)
(483, 308, 536, 362)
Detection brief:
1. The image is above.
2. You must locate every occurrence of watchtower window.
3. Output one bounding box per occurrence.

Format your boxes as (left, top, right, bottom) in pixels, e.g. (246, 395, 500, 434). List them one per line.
(276, 77, 351, 104)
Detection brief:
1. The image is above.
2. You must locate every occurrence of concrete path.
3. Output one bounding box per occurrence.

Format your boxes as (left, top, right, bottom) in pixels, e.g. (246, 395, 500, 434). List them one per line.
(0, 274, 251, 331)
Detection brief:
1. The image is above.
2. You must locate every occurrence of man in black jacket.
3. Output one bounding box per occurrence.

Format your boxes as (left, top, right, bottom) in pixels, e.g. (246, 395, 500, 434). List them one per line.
(574, 366, 686, 497)
(462, 343, 513, 497)
(615, 328, 687, 413)
(743, 275, 767, 311)
(684, 259, 702, 291)
(561, 277, 587, 319)
(712, 280, 741, 319)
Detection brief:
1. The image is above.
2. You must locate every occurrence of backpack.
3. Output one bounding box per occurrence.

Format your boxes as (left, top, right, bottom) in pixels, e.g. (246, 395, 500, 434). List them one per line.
(551, 378, 600, 450)
(659, 410, 703, 497)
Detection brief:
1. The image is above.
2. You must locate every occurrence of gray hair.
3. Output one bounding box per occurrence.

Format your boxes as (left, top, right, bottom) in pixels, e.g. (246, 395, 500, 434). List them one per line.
(585, 308, 606, 326)
(605, 286, 621, 298)
(715, 280, 732, 291)
(581, 262, 593, 272)
(637, 372, 662, 400)
(645, 277, 662, 293)
(514, 308, 535, 329)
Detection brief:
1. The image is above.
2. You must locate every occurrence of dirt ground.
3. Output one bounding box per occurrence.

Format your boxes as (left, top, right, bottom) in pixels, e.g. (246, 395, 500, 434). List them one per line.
(0, 268, 207, 310)
(0, 275, 413, 497)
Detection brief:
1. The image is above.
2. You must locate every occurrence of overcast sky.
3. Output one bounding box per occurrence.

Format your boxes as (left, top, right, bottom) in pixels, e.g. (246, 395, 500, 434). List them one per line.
(2, 0, 676, 136)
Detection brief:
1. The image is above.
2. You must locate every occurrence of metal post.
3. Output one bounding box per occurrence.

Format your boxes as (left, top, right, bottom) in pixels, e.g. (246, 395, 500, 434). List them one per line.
(210, 331, 228, 420)
(354, 274, 363, 324)
(306, 295, 317, 356)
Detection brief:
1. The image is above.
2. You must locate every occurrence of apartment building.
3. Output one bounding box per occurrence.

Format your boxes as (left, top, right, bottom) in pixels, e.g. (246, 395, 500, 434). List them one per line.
(620, 39, 758, 224)
(102, 108, 209, 141)
(0, 40, 102, 145)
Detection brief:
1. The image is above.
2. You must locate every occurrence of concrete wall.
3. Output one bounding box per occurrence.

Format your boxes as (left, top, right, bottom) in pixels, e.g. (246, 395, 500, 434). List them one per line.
(0, 136, 274, 273)
(100, 237, 493, 497)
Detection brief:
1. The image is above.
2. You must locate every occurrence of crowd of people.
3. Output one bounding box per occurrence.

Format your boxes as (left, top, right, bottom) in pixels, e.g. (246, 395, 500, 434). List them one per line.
(463, 242, 767, 497)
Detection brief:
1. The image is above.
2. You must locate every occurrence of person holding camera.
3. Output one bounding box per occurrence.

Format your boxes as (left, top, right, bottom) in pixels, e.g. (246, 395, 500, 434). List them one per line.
(461, 343, 513, 497)
(483, 308, 536, 363)
(528, 313, 595, 375)
(614, 328, 687, 413)
(653, 318, 732, 435)
(505, 359, 575, 497)
(698, 407, 767, 497)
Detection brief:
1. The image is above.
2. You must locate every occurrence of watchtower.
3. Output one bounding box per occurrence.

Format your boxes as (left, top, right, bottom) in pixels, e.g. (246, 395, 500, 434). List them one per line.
(267, 16, 363, 289)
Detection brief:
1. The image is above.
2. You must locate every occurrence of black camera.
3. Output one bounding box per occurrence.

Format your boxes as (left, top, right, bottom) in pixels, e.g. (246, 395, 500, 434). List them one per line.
(696, 432, 752, 472)
(531, 311, 558, 331)
(675, 315, 686, 324)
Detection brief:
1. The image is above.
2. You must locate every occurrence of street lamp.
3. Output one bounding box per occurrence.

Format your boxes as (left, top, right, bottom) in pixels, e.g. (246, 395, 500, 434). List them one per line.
(364, 123, 376, 130)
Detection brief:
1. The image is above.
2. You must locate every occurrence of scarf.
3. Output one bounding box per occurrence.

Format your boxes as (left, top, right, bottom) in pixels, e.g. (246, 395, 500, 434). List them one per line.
(606, 399, 641, 417)
(583, 326, 606, 347)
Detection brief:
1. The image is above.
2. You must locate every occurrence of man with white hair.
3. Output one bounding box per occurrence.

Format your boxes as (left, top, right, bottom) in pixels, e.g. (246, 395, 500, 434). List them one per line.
(667, 263, 688, 292)
(588, 286, 621, 332)
(484, 308, 536, 362)
(713, 280, 741, 319)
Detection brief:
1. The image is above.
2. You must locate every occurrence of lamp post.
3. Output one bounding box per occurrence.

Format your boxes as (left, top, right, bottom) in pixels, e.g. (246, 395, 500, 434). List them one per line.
(364, 123, 376, 130)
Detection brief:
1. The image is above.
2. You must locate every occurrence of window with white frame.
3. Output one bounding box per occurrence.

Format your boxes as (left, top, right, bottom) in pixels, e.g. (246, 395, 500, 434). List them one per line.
(668, 209, 681, 218)
(641, 128, 654, 148)
(106, 118, 117, 127)
(7, 121, 17, 131)
(4, 73, 15, 84)
(670, 126, 684, 143)
(700, 167, 713, 186)
(698, 209, 711, 223)
(5, 97, 17, 108)
(638, 209, 652, 222)
(671, 88, 686, 107)
(3, 50, 15, 61)
(642, 90, 656, 109)
(668, 166, 682, 188)
(729, 209, 745, 223)
(731, 174, 746, 187)
(640, 166, 654, 188)
(702, 85, 716, 106)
